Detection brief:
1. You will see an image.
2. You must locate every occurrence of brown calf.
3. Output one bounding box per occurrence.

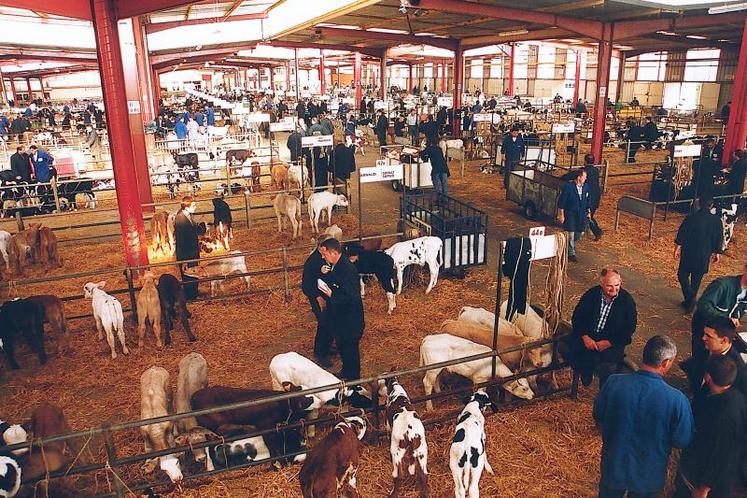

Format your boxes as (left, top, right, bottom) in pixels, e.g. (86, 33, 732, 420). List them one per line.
(270, 163, 289, 191)
(157, 274, 197, 344)
(38, 226, 62, 268)
(25, 295, 69, 353)
(136, 271, 163, 348)
(150, 211, 172, 254)
(22, 402, 79, 482)
(7, 224, 40, 275)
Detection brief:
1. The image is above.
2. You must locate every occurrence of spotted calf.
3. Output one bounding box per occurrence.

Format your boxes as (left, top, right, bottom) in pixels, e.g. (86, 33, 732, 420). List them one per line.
(450, 390, 496, 498)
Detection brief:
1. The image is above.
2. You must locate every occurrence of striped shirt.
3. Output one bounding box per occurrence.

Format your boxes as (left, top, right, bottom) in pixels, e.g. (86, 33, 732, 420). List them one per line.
(596, 295, 617, 336)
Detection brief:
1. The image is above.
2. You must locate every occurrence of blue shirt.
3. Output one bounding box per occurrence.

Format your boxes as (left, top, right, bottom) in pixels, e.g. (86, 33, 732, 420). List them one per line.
(31, 150, 54, 183)
(194, 112, 204, 126)
(175, 121, 187, 139)
(206, 108, 215, 126)
(593, 370, 693, 493)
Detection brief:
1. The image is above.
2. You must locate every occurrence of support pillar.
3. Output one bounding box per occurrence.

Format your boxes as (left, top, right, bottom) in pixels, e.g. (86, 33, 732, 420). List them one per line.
(270, 67, 275, 92)
(294, 49, 300, 99)
(591, 24, 613, 164)
(151, 68, 161, 116)
(452, 41, 464, 136)
(408, 64, 413, 93)
(615, 52, 625, 104)
(380, 49, 387, 100)
(441, 64, 447, 93)
(319, 54, 326, 95)
(25, 77, 32, 101)
(285, 61, 291, 92)
(354, 52, 362, 109)
(723, 19, 747, 165)
(90, 0, 148, 267)
(573, 49, 582, 104)
(0, 68, 6, 107)
(119, 17, 154, 213)
(508, 43, 515, 96)
(132, 16, 154, 123)
(9, 78, 17, 105)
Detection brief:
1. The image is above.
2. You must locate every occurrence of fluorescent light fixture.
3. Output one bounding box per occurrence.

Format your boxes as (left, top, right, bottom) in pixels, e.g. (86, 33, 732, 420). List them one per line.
(368, 28, 409, 34)
(498, 29, 529, 37)
(686, 34, 708, 39)
(656, 30, 677, 35)
(708, 2, 747, 13)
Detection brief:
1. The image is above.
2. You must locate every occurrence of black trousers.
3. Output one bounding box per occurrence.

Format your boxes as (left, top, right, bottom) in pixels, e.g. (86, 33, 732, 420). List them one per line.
(503, 159, 520, 188)
(335, 332, 361, 380)
(309, 297, 334, 358)
(677, 265, 706, 307)
(377, 131, 387, 147)
(180, 262, 199, 300)
(559, 334, 621, 387)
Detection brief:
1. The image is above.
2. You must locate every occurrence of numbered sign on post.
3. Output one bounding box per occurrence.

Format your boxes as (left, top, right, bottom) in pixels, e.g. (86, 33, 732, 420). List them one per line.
(673, 144, 702, 158)
(529, 226, 546, 237)
(551, 122, 575, 134)
(301, 135, 334, 148)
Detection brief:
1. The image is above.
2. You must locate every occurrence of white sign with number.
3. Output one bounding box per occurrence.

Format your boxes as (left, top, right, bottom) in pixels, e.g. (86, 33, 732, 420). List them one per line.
(374, 100, 387, 110)
(551, 122, 575, 134)
(302, 134, 334, 148)
(127, 100, 141, 114)
(529, 226, 546, 237)
(437, 97, 453, 107)
(673, 144, 702, 158)
(270, 119, 295, 132)
(244, 112, 270, 123)
(360, 160, 403, 183)
(473, 113, 498, 122)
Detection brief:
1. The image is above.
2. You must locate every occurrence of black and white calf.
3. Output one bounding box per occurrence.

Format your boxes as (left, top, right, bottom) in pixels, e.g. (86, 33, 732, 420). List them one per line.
(712, 202, 741, 252)
(212, 197, 233, 250)
(345, 242, 397, 314)
(0, 456, 21, 498)
(385, 236, 443, 295)
(450, 390, 497, 498)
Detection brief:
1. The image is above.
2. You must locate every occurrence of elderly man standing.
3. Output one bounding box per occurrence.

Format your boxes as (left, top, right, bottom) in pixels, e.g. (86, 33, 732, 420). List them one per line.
(594, 335, 693, 498)
(560, 268, 638, 387)
(558, 169, 590, 262)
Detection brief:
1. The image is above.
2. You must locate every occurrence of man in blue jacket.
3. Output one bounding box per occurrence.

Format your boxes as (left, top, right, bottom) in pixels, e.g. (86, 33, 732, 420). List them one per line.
(501, 128, 525, 188)
(558, 169, 590, 262)
(28, 145, 54, 183)
(594, 335, 693, 498)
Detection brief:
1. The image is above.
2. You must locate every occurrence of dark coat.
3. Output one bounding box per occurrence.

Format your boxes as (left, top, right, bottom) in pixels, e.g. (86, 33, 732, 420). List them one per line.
(643, 121, 659, 142)
(680, 387, 747, 497)
(584, 164, 601, 211)
(10, 152, 32, 182)
(287, 132, 303, 163)
(302, 249, 326, 299)
(332, 143, 356, 180)
(325, 258, 364, 337)
(174, 211, 200, 262)
(558, 181, 590, 232)
(696, 146, 718, 198)
(728, 158, 747, 194)
(501, 135, 525, 162)
(571, 286, 637, 364)
(375, 115, 388, 135)
(421, 145, 449, 176)
(675, 209, 723, 274)
(690, 345, 747, 402)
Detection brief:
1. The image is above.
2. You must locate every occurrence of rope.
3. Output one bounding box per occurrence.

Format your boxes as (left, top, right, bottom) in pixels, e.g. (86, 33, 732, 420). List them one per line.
(544, 232, 568, 338)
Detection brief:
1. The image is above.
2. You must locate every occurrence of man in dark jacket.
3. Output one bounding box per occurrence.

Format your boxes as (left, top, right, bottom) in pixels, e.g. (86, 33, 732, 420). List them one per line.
(318, 238, 364, 380)
(574, 99, 587, 117)
(28, 145, 53, 183)
(286, 129, 303, 164)
(302, 239, 334, 367)
(420, 114, 439, 144)
(626, 121, 645, 163)
(674, 197, 723, 311)
(421, 140, 449, 195)
(560, 267, 638, 387)
(691, 264, 747, 363)
(557, 169, 590, 262)
(295, 100, 306, 125)
(727, 149, 746, 196)
(643, 117, 660, 149)
(675, 355, 747, 498)
(436, 106, 448, 134)
(501, 128, 525, 188)
(174, 196, 200, 300)
(696, 138, 718, 200)
(9, 146, 32, 182)
(332, 137, 356, 193)
(375, 110, 388, 147)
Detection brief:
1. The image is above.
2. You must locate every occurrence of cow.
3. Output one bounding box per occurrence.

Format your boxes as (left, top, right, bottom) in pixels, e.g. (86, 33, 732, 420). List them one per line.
(385, 236, 443, 295)
(0, 456, 21, 498)
(83, 281, 128, 359)
(190, 386, 313, 467)
(212, 197, 233, 251)
(0, 230, 11, 270)
(714, 202, 739, 252)
(299, 416, 367, 498)
(156, 274, 197, 345)
(288, 164, 310, 190)
(271, 163, 289, 191)
(450, 390, 496, 498)
(150, 211, 172, 254)
(183, 251, 251, 297)
(22, 403, 80, 483)
(345, 243, 397, 314)
(175, 353, 208, 435)
(136, 271, 163, 348)
(7, 225, 40, 275)
(140, 367, 183, 483)
(269, 352, 372, 438)
(0, 419, 28, 457)
(56, 177, 96, 210)
(0, 298, 46, 369)
(38, 226, 62, 268)
(380, 377, 428, 498)
(25, 295, 69, 354)
(273, 194, 302, 239)
(419, 334, 534, 411)
(308, 192, 349, 233)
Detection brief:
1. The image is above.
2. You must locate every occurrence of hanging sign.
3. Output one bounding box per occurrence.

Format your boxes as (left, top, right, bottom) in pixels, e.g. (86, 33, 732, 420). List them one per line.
(437, 97, 453, 107)
(551, 122, 576, 134)
(127, 100, 141, 114)
(529, 226, 546, 237)
(360, 160, 403, 183)
(673, 144, 702, 158)
(374, 100, 387, 110)
(269, 118, 296, 132)
(473, 113, 498, 122)
(244, 112, 270, 123)
(302, 134, 334, 147)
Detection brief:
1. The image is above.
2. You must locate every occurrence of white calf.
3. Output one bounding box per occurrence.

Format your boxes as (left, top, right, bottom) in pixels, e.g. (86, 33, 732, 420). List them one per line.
(140, 366, 182, 483)
(273, 194, 302, 239)
(83, 281, 128, 359)
(183, 251, 251, 297)
(288, 164, 310, 189)
(419, 334, 534, 411)
(0, 230, 11, 269)
(385, 236, 443, 295)
(308, 191, 349, 233)
(450, 390, 495, 498)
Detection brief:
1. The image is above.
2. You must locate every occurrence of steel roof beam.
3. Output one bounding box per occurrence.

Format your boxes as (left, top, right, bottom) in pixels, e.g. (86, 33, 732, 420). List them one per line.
(462, 28, 574, 48)
(318, 27, 457, 51)
(269, 40, 383, 58)
(145, 12, 268, 34)
(614, 11, 747, 40)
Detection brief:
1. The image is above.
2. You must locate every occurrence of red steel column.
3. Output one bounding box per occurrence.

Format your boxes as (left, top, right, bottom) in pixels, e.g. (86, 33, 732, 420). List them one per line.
(151, 68, 161, 116)
(285, 61, 291, 92)
(132, 16, 154, 123)
(380, 49, 387, 100)
(723, 19, 747, 166)
(120, 17, 154, 213)
(354, 52, 362, 109)
(508, 43, 515, 96)
(91, 0, 149, 267)
(452, 41, 464, 135)
(0, 68, 6, 107)
(319, 54, 326, 95)
(591, 23, 613, 164)
(615, 53, 625, 103)
(25, 78, 32, 101)
(441, 64, 447, 93)
(9, 78, 17, 105)
(270, 66, 275, 91)
(573, 49, 582, 103)
(408, 64, 412, 92)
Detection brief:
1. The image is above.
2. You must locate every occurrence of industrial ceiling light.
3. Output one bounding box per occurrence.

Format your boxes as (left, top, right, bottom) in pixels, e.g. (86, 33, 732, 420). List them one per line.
(498, 29, 529, 36)
(708, 2, 747, 13)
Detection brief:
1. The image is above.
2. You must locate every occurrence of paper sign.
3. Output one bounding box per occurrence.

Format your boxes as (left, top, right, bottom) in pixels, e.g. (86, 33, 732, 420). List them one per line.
(473, 113, 498, 122)
(437, 97, 453, 107)
(374, 101, 387, 110)
(551, 122, 575, 134)
(360, 160, 403, 183)
(380, 162, 403, 181)
(302, 134, 334, 147)
(359, 166, 381, 183)
(673, 144, 702, 158)
(529, 226, 546, 237)
(244, 112, 270, 123)
(270, 120, 295, 132)
(599, 87, 607, 97)
(127, 100, 141, 114)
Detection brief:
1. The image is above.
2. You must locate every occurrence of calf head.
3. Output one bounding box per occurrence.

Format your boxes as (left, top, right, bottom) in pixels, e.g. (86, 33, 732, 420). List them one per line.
(158, 454, 183, 483)
(83, 281, 106, 298)
(334, 194, 350, 208)
(462, 389, 497, 413)
(344, 416, 367, 441)
(0, 421, 28, 456)
(280, 383, 316, 414)
(503, 377, 534, 401)
(339, 385, 373, 409)
(525, 346, 545, 369)
(141, 271, 156, 287)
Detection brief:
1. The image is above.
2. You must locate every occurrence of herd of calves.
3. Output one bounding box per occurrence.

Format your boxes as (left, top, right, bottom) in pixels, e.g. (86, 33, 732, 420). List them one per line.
(1, 303, 558, 498)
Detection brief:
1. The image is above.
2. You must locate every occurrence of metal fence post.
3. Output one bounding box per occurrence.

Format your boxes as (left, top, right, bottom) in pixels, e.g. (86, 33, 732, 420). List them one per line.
(103, 425, 125, 498)
(124, 268, 138, 326)
(281, 248, 290, 302)
(15, 211, 24, 232)
(51, 177, 61, 212)
(245, 192, 252, 229)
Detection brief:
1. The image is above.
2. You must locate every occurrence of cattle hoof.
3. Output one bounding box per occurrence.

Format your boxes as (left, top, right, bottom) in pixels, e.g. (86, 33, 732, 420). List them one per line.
(122, 347, 130, 355)
(111, 352, 117, 360)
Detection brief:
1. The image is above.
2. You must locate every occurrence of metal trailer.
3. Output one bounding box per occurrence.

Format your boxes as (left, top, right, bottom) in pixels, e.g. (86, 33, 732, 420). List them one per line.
(400, 192, 488, 275)
(506, 162, 566, 220)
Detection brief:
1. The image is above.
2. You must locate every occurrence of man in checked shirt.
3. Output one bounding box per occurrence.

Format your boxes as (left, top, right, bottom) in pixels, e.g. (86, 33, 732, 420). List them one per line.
(560, 268, 638, 388)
